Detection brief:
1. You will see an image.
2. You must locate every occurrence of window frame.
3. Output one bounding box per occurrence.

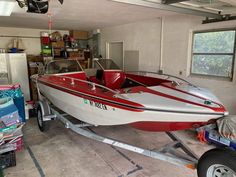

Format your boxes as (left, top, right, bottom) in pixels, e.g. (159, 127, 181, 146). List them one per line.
(190, 28, 236, 80)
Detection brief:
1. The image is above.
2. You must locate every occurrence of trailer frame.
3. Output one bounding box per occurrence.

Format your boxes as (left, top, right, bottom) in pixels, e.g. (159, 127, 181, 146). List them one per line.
(36, 99, 199, 170)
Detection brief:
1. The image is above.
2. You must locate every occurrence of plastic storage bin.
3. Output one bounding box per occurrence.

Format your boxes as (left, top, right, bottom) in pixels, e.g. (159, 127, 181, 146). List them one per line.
(0, 151, 16, 169)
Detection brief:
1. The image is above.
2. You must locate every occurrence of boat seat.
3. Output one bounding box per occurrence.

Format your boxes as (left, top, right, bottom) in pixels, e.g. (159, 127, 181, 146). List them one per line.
(103, 71, 126, 90)
(96, 69, 104, 82)
(89, 76, 101, 84)
(89, 70, 126, 90)
(88, 69, 104, 85)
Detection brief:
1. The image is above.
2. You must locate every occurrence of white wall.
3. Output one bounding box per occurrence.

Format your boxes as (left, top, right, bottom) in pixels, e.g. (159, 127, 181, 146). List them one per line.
(101, 18, 162, 71)
(0, 27, 69, 55)
(100, 15, 236, 114)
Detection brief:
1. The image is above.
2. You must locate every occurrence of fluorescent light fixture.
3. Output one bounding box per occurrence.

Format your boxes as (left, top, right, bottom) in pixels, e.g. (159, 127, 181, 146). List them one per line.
(0, 0, 16, 16)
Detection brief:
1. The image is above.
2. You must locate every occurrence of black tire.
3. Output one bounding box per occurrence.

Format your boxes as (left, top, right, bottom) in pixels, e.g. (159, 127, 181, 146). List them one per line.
(197, 148, 236, 177)
(37, 105, 48, 132)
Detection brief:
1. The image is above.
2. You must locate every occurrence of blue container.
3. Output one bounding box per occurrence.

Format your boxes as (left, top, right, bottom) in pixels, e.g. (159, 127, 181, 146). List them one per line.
(204, 129, 236, 151)
(13, 97, 25, 123)
(10, 48, 17, 53)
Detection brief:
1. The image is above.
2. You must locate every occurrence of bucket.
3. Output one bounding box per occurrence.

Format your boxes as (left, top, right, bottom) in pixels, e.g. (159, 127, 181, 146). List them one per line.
(24, 103, 33, 120)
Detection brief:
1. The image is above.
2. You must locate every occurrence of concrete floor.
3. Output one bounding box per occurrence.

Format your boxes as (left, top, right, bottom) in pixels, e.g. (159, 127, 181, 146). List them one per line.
(4, 118, 213, 177)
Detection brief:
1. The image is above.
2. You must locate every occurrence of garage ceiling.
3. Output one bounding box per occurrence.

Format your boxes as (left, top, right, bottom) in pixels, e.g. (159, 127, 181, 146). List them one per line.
(0, 0, 177, 30)
(0, 0, 235, 30)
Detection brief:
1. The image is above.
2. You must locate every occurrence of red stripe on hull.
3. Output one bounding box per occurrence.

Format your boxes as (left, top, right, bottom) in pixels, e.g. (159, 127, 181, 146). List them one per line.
(130, 86, 225, 113)
(160, 83, 226, 112)
(130, 121, 209, 132)
(38, 79, 144, 112)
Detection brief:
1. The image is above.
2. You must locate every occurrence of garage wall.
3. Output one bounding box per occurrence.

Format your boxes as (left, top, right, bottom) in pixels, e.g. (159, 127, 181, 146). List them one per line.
(100, 15, 236, 114)
(100, 18, 162, 71)
(0, 27, 69, 55)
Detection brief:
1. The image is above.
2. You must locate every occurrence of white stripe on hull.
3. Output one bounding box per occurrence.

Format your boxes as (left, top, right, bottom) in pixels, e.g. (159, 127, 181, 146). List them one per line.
(39, 83, 223, 126)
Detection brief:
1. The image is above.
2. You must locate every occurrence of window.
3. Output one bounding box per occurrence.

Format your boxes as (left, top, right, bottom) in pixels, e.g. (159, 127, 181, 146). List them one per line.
(191, 30, 236, 79)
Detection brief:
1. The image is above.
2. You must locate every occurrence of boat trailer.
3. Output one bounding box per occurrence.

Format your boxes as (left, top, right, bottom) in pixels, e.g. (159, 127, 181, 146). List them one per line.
(36, 99, 236, 177)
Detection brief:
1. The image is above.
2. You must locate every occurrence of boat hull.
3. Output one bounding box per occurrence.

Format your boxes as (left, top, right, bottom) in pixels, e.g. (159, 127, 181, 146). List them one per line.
(38, 83, 223, 131)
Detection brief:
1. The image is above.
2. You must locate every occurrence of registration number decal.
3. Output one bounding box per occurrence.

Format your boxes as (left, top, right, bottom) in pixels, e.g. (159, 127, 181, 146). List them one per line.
(84, 99, 107, 110)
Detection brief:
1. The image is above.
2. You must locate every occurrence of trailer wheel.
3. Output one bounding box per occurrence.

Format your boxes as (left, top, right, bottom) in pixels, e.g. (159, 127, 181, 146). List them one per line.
(37, 105, 48, 132)
(197, 148, 236, 177)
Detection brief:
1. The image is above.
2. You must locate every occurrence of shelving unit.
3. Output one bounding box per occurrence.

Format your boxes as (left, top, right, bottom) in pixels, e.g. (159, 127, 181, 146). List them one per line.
(39, 31, 92, 69)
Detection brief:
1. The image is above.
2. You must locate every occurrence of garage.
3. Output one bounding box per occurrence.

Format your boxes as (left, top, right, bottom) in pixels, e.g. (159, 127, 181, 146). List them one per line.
(0, 0, 236, 176)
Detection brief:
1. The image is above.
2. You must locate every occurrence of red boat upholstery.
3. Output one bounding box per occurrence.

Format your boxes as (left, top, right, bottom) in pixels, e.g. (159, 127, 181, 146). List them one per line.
(88, 69, 104, 85)
(89, 76, 102, 84)
(103, 71, 126, 90)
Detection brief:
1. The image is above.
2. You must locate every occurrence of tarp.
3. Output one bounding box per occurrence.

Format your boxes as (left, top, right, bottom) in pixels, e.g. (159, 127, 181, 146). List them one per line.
(0, 85, 23, 99)
(0, 97, 20, 128)
(217, 115, 236, 141)
(0, 85, 25, 122)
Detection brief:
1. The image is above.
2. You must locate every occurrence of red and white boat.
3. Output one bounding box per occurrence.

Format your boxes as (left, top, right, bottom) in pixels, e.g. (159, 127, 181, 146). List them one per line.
(32, 59, 228, 131)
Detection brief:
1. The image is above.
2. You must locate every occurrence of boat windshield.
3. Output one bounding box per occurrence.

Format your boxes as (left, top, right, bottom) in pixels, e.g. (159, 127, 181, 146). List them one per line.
(95, 59, 120, 70)
(46, 60, 83, 74)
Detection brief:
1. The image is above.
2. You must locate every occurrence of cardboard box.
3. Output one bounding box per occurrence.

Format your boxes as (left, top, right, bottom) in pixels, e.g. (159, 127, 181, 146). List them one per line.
(53, 49, 61, 56)
(51, 41, 64, 48)
(27, 55, 44, 62)
(68, 51, 80, 58)
(69, 30, 88, 40)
